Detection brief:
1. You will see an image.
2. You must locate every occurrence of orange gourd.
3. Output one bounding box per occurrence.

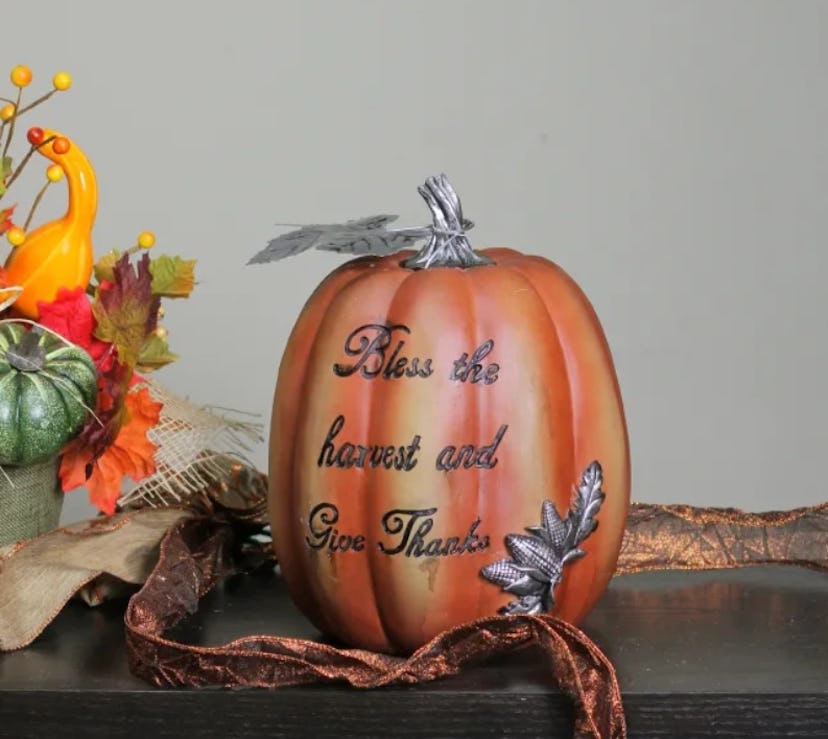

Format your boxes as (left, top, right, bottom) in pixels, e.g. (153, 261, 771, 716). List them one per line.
(4, 128, 96, 319)
(268, 177, 630, 654)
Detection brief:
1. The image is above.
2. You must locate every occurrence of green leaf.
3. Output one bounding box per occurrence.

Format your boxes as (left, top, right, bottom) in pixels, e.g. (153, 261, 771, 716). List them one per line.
(137, 332, 179, 372)
(149, 255, 196, 298)
(0, 157, 11, 197)
(93, 250, 122, 285)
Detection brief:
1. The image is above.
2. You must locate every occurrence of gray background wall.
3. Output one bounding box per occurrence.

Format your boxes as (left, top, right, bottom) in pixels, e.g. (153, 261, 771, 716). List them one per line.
(3, 1, 826, 523)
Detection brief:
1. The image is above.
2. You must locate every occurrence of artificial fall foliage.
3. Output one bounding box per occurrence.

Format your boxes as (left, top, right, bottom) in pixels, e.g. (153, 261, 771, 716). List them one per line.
(0, 158, 11, 198)
(0, 65, 197, 516)
(89, 252, 188, 373)
(42, 248, 194, 513)
(137, 333, 178, 372)
(148, 255, 198, 298)
(0, 206, 14, 234)
(70, 359, 133, 460)
(94, 252, 196, 300)
(59, 385, 162, 515)
(92, 254, 160, 368)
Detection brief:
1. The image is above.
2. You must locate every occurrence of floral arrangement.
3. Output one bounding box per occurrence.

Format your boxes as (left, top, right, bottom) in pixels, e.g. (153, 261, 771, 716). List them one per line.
(0, 64, 195, 516)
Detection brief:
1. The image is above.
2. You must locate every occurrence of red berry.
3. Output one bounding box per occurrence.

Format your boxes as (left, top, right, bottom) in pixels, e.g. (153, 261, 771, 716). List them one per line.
(51, 137, 70, 155)
(27, 126, 45, 146)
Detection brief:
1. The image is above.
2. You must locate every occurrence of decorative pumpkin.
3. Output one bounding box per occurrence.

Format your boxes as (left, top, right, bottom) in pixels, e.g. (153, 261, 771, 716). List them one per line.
(4, 127, 96, 320)
(0, 323, 97, 466)
(266, 176, 630, 654)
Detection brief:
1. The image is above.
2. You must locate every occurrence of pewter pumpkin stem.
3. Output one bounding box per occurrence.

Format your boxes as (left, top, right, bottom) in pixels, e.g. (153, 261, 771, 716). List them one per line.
(402, 174, 495, 270)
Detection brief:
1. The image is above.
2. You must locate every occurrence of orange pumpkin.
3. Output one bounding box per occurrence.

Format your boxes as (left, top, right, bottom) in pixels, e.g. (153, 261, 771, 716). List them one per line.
(268, 176, 630, 654)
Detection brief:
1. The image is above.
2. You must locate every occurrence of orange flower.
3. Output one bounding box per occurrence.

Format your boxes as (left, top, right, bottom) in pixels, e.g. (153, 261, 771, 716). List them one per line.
(60, 385, 162, 515)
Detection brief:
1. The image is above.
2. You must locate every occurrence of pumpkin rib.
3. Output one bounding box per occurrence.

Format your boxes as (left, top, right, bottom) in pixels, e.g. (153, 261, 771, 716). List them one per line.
(459, 265, 487, 625)
(0, 325, 22, 356)
(360, 265, 486, 650)
(40, 368, 90, 432)
(292, 265, 411, 650)
(469, 258, 577, 612)
(508, 257, 630, 623)
(0, 372, 22, 463)
(498, 260, 582, 616)
(42, 362, 98, 410)
(345, 266, 419, 650)
(276, 263, 382, 642)
(363, 266, 418, 649)
(22, 373, 70, 461)
(456, 265, 490, 635)
(269, 259, 358, 602)
(498, 256, 578, 472)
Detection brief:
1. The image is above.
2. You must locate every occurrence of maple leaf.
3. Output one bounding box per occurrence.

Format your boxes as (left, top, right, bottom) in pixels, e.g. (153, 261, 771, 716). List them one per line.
(64, 357, 132, 465)
(149, 255, 196, 298)
(137, 332, 179, 372)
(38, 286, 115, 371)
(60, 384, 162, 515)
(92, 249, 122, 285)
(1, 205, 15, 234)
(92, 253, 160, 368)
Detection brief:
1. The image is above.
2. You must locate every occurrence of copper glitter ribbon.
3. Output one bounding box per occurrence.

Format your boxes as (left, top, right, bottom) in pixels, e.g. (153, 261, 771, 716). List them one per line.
(617, 502, 828, 574)
(123, 467, 827, 739)
(125, 515, 626, 739)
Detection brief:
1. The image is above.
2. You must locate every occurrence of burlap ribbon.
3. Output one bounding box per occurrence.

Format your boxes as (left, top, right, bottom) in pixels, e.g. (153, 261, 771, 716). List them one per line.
(0, 507, 189, 650)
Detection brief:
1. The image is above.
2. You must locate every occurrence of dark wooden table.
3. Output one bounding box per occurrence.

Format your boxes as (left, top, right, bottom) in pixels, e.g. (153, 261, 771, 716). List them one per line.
(1, 566, 826, 737)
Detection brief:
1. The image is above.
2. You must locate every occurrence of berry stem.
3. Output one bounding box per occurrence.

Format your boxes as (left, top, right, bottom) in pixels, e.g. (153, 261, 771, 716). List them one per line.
(4, 136, 55, 191)
(23, 180, 52, 231)
(16, 89, 57, 117)
(1, 88, 22, 160)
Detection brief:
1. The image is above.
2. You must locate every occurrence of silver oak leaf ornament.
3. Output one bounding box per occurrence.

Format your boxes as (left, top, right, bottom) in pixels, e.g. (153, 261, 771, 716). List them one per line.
(480, 461, 606, 615)
(246, 175, 476, 265)
(247, 215, 426, 264)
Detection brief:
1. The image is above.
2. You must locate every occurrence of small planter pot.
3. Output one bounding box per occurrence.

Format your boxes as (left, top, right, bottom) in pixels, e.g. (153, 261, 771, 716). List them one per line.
(0, 456, 63, 548)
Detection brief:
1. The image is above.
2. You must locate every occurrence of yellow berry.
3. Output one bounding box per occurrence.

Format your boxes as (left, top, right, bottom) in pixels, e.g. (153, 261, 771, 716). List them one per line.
(52, 71, 72, 91)
(6, 227, 26, 246)
(10, 65, 32, 88)
(157, 305, 166, 319)
(0, 104, 15, 122)
(153, 325, 169, 340)
(137, 231, 156, 249)
(46, 164, 64, 182)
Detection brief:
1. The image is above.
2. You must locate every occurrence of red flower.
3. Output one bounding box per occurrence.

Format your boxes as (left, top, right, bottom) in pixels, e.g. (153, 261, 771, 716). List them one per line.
(38, 286, 115, 371)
